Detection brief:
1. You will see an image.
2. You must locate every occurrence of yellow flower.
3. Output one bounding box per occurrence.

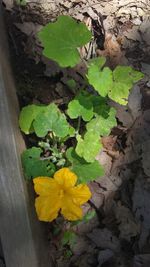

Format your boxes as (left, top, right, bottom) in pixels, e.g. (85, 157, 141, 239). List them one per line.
(33, 168, 91, 222)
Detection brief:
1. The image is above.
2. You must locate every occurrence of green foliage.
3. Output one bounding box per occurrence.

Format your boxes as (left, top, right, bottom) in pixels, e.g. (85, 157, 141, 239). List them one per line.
(87, 62, 113, 97)
(83, 210, 96, 222)
(67, 91, 94, 121)
(19, 15, 144, 226)
(15, 0, 27, 6)
(76, 132, 102, 162)
(61, 231, 77, 247)
(90, 95, 109, 116)
(22, 147, 55, 180)
(66, 148, 104, 183)
(108, 66, 144, 105)
(38, 15, 92, 67)
(33, 104, 70, 138)
(19, 104, 46, 134)
(87, 59, 144, 105)
(86, 107, 117, 137)
(19, 103, 71, 138)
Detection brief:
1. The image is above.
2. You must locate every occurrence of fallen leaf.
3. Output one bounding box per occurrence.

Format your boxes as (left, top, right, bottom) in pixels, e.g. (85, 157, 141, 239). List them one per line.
(87, 228, 120, 252)
(132, 174, 150, 250)
(115, 202, 140, 241)
(97, 249, 114, 267)
(2, 0, 14, 10)
(15, 22, 42, 36)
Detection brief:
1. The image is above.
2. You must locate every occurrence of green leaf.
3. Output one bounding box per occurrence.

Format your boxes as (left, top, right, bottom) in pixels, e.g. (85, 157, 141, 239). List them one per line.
(87, 59, 113, 97)
(88, 56, 106, 69)
(33, 103, 70, 138)
(19, 103, 71, 138)
(19, 104, 46, 134)
(83, 210, 96, 222)
(71, 210, 96, 226)
(61, 231, 77, 247)
(113, 66, 144, 84)
(90, 95, 109, 117)
(87, 61, 144, 105)
(38, 15, 92, 67)
(67, 91, 94, 121)
(76, 132, 102, 162)
(108, 82, 131, 105)
(21, 147, 55, 180)
(66, 148, 104, 183)
(108, 66, 144, 105)
(86, 107, 117, 137)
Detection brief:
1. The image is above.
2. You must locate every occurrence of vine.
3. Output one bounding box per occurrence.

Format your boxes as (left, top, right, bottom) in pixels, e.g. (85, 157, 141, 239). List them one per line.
(19, 15, 144, 222)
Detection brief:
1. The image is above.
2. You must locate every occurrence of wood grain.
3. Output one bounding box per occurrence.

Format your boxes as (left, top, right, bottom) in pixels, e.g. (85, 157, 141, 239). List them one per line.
(0, 5, 52, 267)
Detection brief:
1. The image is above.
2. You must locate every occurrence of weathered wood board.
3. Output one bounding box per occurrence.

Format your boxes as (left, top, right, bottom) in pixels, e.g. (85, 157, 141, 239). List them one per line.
(0, 4, 52, 267)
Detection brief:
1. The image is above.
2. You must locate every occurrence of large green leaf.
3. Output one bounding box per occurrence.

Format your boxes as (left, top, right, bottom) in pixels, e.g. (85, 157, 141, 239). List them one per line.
(19, 104, 46, 134)
(108, 66, 144, 105)
(22, 147, 55, 180)
(87, 61, 144, 105)
(87, 60, 113, 97)
(33, 103, 70, 138)
(113, 66, 144, 84)
(76, 132, 102, 162)
(19, 103, 71, 138)
(90, 95, 109, 117)
(66, 148, 104, 183)
(86, 107, 117, 136)
(38, 15, 92, 67)
(67, 92, 94, 121)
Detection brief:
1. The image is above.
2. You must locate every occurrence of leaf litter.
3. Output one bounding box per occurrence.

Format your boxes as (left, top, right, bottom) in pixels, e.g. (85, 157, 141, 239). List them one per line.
(2, 0, 150, 266)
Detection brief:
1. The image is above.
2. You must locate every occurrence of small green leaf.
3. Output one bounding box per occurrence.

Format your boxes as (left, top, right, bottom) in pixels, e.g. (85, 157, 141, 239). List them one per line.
(76, 132, 102, 162)
(88, 56, 106, 69)
(87, 60, 113, 96)
(19, 104, 46, 134)
(90, 95, 109, 117)
(61, 231, 77, 247)
(66, 79, 76, 89)
(87, 62, 144, 105)
(67, 91, 94, 121)
(38, 15, 92, 67)
(108, 82, 131, 105)
(21, 147, 55, 180)
(66, 148, 104, 183)
(108, 66, 144, 105)
(86, 107, 117, 137)
(83, 210, 96, 222)
(113, 66, 144, 84)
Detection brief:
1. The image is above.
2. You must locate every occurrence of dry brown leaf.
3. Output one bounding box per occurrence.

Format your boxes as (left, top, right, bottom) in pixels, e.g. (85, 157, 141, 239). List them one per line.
(115, 202, 140, 241)
(15, 22, 42, 36)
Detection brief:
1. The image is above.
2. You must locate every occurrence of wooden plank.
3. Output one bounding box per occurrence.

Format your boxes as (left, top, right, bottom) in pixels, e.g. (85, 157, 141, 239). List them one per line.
(0, 5, 52, 267)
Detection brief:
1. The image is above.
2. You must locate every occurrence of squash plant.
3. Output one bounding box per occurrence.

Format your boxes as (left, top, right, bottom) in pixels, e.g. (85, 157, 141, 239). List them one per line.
(19, 15, 144, 222)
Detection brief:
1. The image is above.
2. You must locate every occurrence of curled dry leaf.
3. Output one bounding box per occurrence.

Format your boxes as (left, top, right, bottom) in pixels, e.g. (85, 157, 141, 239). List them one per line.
(115, 202, 140, 241)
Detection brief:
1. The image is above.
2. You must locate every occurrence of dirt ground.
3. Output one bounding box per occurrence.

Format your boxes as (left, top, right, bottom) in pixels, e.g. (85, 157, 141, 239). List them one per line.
(2, 0, 150, 266)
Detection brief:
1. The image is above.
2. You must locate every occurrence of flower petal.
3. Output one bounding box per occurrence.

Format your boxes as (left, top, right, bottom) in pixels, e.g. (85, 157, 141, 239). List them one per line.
(61, 195, 83, 221)
(33, 177, 59, 196)
(69, 184, 92, 205)
(35, 195, 61, 222)
(54, 168, 77, 188)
